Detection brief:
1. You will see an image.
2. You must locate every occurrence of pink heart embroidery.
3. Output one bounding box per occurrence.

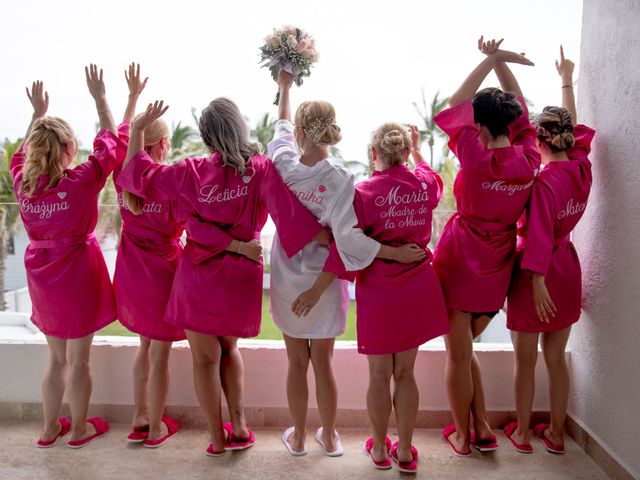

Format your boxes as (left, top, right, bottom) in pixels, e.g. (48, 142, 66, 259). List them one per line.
(57, 192, 67, 199)
(318, 185, 327, 193)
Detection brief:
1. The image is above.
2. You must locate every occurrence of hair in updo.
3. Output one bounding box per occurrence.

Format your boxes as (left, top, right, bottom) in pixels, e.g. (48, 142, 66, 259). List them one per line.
(472, 87, 523, 138)
(124, 114, 170, 215)
(371, 122, 411, 166)
(294, 100, 342, 149)
(198, 97, 261, 174)
(20, 117, 77, 197)
(536, 106, 575, 152)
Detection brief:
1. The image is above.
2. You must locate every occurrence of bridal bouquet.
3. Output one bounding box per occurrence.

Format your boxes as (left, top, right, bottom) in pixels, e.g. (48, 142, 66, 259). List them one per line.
(260, 26, 319, 105)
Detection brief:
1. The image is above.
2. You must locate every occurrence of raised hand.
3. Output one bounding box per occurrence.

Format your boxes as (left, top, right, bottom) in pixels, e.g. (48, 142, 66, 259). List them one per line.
(85, 64, 106, 100)
(26, 81, 49, 119)
(409, 125, 420, 153)
(132, 101, 169, 131)
(555, 45, 575, 80)
(478, 36, 504, 55)
(277, 69, 294, 90)
(493, 49, 534, 67)
(125, 62, 149, 98)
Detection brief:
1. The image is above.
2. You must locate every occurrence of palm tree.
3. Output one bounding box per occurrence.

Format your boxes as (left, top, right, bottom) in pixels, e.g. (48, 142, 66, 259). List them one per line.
(250, 113, 277, 153)
(413, 90, 450, 167)
(0, 138, 23, 310)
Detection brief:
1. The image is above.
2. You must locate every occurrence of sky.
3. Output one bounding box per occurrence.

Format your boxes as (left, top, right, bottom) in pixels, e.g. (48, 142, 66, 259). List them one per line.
(0, 0, 583, 165)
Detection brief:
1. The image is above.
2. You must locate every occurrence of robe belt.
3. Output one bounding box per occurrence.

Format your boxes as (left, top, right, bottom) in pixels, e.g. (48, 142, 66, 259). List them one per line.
(460, 214, 516, 234)
(122, 224, 180, 244)
(29, 233, 95, 249)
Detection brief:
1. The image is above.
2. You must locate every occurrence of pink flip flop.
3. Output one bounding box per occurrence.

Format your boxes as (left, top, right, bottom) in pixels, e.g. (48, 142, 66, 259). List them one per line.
(143, 416, 180, 448)
(206, 443, 226, 457)
(365, 436, 392, 470)
(442, 424, 472, 457)
(223, 422, 255, 450)
(390, 441, 419, 473)
(470, 431, 499, 452)
(503, 422, 533, 453)
(67, 417, 109, 449)
(534, 423, 565, 454)
(36, 417, 71, 448)
(127, 424, 149, 443)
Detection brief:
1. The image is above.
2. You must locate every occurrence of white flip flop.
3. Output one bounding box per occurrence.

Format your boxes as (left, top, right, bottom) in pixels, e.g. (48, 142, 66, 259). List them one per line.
(282, 426, 307, 456)
(315, 427, 344, 457)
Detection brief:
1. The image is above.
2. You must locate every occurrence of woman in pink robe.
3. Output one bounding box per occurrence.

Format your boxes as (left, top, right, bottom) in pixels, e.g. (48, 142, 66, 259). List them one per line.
(116, 99, 326, 456)
(111, 64, 184, 447)
(504, 47, 594, 455)
(11, 68, 124, 448)
(433, 39, 539, 456)
(325, 124, 449, 473)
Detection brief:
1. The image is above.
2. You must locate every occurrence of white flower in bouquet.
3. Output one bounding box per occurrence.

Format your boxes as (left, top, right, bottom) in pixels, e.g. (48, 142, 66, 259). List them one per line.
(260, 26, 319, 105)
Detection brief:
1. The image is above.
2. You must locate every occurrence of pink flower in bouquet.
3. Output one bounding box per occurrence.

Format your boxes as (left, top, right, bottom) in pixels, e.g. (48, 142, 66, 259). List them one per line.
(286, 35, 298, 49)
(283, 24, 297, 34)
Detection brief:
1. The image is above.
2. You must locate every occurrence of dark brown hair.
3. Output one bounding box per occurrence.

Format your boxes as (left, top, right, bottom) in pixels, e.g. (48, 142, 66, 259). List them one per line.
(472, 87, 523, 138)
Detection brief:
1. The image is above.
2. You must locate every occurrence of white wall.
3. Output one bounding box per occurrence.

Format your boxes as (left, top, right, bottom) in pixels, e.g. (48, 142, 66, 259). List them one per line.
(570, 0, 640, 477)
(0, 339, 552, 415)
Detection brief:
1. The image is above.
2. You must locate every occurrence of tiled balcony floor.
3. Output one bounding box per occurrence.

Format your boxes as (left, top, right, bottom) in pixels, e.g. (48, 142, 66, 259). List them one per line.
(0, 422, 609, 480)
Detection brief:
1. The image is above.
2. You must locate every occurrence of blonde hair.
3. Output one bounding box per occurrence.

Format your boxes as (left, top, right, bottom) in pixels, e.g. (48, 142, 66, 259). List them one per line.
(370, 122, 410, 166)
(198, 97, 260, 175)
(294, 100, 342, 151)
(124, 115, 170, 215)
(20, 117, 76, 197)
(536, 106, 575, 152)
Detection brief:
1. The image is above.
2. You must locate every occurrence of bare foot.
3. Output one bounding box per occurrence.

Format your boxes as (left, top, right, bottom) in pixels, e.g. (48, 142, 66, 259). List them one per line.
(370, 440, 388, 463)
(69, 421, 96, 443)
(288, 428, 306, 453)
(40, 420, 62, 443)
(396, 444, 413, 464)
(545, 427, 564, 448)
(147, 420, 169, 442)
(511, 426, 531, 446)
(473, 418, 495, 441)
(447, 429, 471, 455)
(321, 428, 338, 453)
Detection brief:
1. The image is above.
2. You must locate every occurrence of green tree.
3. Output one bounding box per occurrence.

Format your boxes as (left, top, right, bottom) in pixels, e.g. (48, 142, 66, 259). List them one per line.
(413, 90, 450, 167)
(251, 113, 277, 154)
(0, 138, 23, 310)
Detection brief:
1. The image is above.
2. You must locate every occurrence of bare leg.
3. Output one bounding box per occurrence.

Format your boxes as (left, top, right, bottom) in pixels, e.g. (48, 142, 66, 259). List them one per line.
(444, 310, 473, 454)
(131, 336, 151, 430)
(392, 348, 419, 463)
(185, 330, 224, 451)
(66, 334, 95, 442)
(219, 336, 249, 438)
(470, 315, 494, 440)
(147, 340, 172, 440)
(310, 338, 338, 452)
(541, 326, 572, 448)
(367, 354, 393, 462)
(510, 331, 539, 445)
(40, 336, 67, 442)
(283, 334, 311, 452)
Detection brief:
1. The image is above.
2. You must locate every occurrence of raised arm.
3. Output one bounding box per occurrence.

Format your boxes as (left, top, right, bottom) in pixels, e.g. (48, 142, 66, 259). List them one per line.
(478, 37, 524, 97)
(449, 44, 533, 107)
(409, 125, 426, 164)
(556, 45, 577, 124)
(24, 81, 49, 139)
(276, 70, 294, 121)
(123, 62, 148, 122)
(85, 64, 116, 134)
